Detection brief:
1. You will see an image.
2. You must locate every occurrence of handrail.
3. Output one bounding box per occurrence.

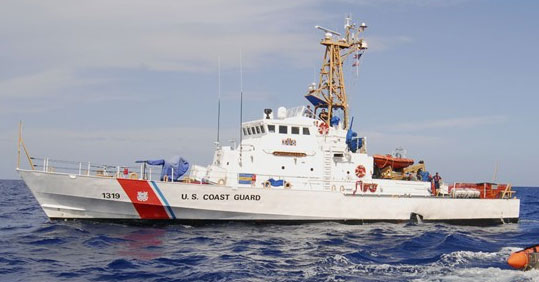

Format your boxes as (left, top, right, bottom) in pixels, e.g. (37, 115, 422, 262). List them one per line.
(17, 121, 35, 170)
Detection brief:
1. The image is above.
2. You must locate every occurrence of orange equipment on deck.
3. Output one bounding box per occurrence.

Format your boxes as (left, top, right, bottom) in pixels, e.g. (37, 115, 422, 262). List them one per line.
(448, 183, 514, 199)
(373, 154, 414, 170)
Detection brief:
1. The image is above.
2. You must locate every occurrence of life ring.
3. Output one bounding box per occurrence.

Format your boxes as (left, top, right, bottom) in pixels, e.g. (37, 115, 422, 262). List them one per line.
(340, 185, 345, 192)
(163, 175, 169, 182)
(362, 182, 368, 192)
(369, 185, 377, 193)
(355, 165, 366, 178)
(264, 181, 271, 189)
(217, 179, 226, 185)
(331, 185, 336, 191)
(129, 172, 138, 180)
(318, 122, 329, 135)
(284, 182, 292, 189)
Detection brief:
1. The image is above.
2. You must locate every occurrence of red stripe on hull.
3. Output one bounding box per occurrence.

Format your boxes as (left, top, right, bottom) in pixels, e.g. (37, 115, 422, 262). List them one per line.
(117, 179, 170, 219)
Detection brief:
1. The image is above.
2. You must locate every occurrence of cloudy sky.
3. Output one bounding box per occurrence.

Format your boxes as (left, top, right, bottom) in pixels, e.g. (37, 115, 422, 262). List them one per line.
(1, 0, 538, 186)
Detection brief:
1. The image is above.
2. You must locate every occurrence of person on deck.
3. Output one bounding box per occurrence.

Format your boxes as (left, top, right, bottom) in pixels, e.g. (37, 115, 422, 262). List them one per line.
(433, 172, 442, 195)
(319, 108, 328, 121)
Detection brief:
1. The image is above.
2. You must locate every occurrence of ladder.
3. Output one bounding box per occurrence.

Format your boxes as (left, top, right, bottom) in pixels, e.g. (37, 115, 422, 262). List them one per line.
(323, 149, 332, 190)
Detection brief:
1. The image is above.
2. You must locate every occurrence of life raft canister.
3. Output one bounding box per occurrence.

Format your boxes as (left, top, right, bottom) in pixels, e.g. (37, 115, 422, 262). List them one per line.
(318, 122, 329, 135)
(355, 165, 366, 178)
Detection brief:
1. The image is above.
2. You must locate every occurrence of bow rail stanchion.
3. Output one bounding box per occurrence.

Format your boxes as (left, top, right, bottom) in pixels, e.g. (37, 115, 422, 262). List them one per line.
(17, 121, 35, 170)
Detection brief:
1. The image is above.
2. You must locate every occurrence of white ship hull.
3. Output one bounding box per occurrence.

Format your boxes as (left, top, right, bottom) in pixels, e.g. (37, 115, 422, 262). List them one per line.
(19, 170, 520, 224)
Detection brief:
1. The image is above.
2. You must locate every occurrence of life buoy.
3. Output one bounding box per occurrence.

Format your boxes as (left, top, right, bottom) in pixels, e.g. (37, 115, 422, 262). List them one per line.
(369, 185, 377, 193)
(284, 182, 292, 189)
(355, 165, 366, 178)
(264, 181, 271, 189)
(318, 122, 329, 135)
(218, 179, 226, 185)
(163, 175, 169, 182)
(340, 185, 345, 192)
(129, 172, 138, 180)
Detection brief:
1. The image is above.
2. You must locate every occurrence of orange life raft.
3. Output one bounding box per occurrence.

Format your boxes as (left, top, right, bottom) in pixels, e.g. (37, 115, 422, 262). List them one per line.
(507, 245, 539, 270)
(373, 154, 414, 170)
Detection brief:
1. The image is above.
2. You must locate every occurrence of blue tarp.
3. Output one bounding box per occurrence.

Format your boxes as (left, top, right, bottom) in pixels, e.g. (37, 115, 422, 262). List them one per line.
(304, 94, 328, 107)
(268, 178, 284, 187)
(419, 171, 431, 182)
(330, 116, 340, 127)
(345, 117, 362, 153)
(138, 156, 190, 181)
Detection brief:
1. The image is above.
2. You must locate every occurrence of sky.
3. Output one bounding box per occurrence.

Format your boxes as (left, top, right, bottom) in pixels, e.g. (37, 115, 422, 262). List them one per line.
(1, 0, 538, 186)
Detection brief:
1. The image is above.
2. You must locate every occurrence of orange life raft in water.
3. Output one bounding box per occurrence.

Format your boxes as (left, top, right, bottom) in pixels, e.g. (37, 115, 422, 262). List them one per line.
(507, 245, 539, 270)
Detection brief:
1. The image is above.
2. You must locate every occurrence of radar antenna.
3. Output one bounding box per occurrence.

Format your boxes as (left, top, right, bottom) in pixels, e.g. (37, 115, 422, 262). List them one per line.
(306, 16, 368, 129)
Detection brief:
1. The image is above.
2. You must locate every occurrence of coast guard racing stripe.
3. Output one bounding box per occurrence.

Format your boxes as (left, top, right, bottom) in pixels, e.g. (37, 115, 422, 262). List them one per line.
(117, 179, 170, 219)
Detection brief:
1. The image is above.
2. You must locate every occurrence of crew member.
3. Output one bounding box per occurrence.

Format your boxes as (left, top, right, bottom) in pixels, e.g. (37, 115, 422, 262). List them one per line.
(433, 172, 442, 195)
(319, 108, 328, 121)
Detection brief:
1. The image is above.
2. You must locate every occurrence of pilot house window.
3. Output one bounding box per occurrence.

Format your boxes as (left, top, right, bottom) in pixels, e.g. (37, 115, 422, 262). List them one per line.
(268, 125, 275, 133)
(260, 126, 265, 133)
(279, 125, 287, 134)
(291, 127, 299, 134)
(255, 126, 261, 134)
(303, 127, 310, 135)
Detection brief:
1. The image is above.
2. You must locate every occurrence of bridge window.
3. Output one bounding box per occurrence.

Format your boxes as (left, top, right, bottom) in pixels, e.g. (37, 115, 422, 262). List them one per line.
(291, 127, 299, 134)
(268, 125, 275, 133)
(247, 128, 252, 135)
(251, 127, 256, 135)
(260, 125, 265, 133)
(303, 127, 310, 135)
(279, 125, 287, 134)
(243, 128, 248, 136)
(255, 126, 261, 134)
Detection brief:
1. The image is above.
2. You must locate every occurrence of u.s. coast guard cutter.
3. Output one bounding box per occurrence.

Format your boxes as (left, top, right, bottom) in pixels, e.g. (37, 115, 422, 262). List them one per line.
(17, 17, 519, 224)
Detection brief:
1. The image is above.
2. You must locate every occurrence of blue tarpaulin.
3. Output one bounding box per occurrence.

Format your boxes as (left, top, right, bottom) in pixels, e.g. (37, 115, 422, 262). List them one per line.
(138, 156, 190, 181)
(346, 117, 363, 153)
(268, 178, 284, 187)
(330, 116, 340, 127)
(304, 94, 328, 107)
(420, 171, 431, 182)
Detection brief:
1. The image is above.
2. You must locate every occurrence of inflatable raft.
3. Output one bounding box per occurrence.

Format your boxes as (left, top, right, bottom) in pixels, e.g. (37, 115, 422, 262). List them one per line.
(507, 245, 539, 270)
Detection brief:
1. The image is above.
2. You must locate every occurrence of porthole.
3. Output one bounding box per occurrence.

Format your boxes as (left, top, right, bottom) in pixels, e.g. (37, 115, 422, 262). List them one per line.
(310, 168, 314, 171)
(282, 166, 285, 170)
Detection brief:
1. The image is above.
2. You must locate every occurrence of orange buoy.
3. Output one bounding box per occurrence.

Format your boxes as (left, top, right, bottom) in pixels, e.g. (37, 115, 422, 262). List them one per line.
(507, 252, 529, 269)
(507, 245, 539, 270)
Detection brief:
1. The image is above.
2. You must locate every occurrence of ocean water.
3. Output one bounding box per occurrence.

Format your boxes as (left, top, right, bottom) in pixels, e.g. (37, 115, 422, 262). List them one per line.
(0, 180, 538, 281)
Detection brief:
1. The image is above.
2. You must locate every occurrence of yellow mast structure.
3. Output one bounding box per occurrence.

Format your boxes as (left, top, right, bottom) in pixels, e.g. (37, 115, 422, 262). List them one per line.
(306, 17, 368, 129)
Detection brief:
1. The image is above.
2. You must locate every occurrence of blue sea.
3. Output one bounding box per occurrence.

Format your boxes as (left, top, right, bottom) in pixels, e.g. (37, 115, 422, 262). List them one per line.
(1, 180, 538, 281)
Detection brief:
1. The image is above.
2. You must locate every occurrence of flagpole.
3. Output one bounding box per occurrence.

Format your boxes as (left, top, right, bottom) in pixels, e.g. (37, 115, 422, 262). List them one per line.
(239, 50, 243, 167)
(217, 56, 221, 144)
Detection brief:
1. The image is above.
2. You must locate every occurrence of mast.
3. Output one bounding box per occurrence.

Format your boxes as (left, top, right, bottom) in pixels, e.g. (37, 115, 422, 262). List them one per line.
(217, 56, 221, 144)
(306, 16, 368, 129)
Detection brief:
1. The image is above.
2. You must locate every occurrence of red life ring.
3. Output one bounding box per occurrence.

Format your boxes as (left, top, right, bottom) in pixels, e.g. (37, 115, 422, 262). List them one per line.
(369, 185, 377, 193)
(355, 165, 366, 178)
(318, 122, 329, 135)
